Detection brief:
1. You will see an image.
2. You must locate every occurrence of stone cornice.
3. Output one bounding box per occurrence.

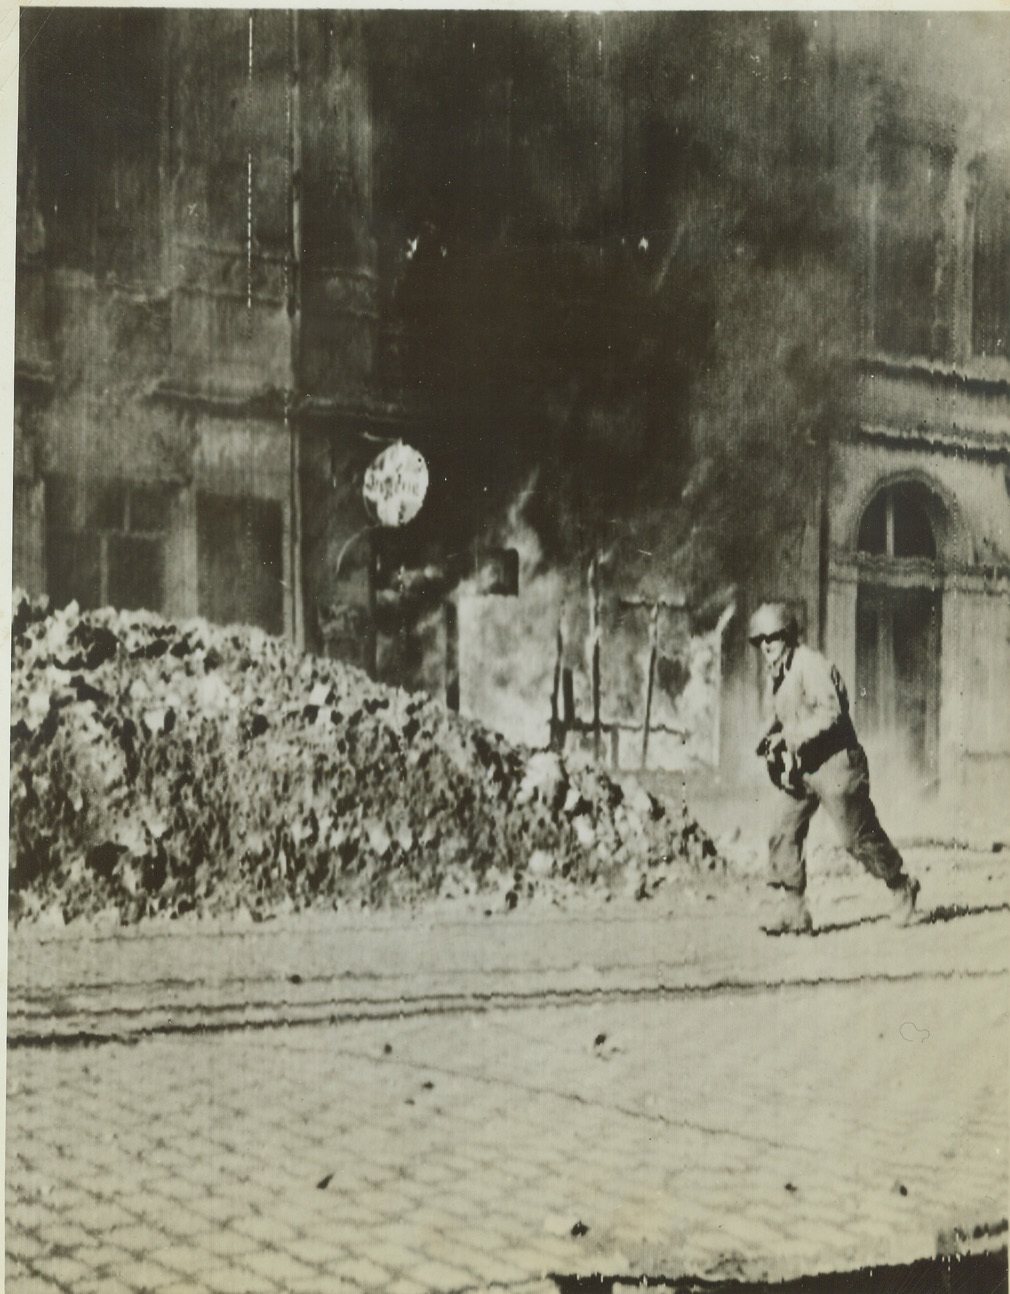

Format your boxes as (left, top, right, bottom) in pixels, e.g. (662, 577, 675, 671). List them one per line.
(858, 354, 1010, 398)
(295, 393, 426, 440)
(146, 382, 420, 435)
(146, 382, 288, 420)
(830, 553, 1010, 594)
(857, 423, 1010, 460)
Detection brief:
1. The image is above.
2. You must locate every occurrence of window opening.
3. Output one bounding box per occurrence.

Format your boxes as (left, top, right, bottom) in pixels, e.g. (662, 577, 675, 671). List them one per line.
(857, 484, 936, 561)
(972, 149, 1010, 361)
(45, 475, 171, 612)
(872, 133, 953, 360)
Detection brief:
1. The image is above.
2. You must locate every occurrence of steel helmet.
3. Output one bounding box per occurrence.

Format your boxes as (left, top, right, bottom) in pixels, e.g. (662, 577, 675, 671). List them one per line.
(747, 601, 798, 644)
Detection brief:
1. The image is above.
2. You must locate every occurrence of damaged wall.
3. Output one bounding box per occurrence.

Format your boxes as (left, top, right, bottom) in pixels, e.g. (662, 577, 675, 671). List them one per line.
(455, 507, 737, 773)
(14, 10, 381, 652)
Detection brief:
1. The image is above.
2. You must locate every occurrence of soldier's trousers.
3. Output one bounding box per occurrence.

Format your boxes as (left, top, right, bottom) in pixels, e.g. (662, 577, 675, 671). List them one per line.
(768, 744, 905, 895)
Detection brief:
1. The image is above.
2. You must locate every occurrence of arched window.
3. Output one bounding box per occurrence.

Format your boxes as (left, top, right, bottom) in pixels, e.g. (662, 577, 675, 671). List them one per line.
(857, 483, 937, 560)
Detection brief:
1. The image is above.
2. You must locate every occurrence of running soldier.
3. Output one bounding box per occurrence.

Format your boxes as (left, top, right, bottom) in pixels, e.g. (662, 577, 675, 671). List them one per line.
(749, 602, 920, 935)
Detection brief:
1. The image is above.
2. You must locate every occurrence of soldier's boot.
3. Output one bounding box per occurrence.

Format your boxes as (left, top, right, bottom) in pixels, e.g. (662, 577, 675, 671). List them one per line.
(889, 875, 920, 927)
(761, 887, 813, 937)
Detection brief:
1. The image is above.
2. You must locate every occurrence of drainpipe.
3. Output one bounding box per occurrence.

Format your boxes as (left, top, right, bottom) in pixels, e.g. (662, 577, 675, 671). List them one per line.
(286, 8, 304, 648)
(818, 19, 837, 656)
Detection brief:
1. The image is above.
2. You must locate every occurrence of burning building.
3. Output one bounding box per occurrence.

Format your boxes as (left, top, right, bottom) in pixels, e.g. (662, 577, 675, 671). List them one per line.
(12, 12, 1010, 828)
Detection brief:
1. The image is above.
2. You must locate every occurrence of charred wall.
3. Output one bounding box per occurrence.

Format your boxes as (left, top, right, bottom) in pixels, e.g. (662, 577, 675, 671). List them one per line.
(14, 9, 380, 650)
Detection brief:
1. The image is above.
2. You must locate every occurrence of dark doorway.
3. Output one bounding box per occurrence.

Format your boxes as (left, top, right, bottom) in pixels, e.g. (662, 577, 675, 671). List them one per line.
(855, 483, 942, 785)
(856, 584, 940, 782)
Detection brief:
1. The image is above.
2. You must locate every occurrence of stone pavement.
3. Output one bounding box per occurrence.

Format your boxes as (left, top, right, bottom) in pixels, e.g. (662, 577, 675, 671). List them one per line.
(6, 847, 1010, 1294)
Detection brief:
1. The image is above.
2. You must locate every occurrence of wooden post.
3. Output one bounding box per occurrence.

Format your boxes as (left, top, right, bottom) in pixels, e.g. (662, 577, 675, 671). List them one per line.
(641, 601, 659, 768)
(711, 604, 735, 771)
(444, 597, 459, 712)
(562, 668, 575, 730)
(366, 529, 378, 680)
(550, 617, 564, 751)
(817, 435, 830, 653)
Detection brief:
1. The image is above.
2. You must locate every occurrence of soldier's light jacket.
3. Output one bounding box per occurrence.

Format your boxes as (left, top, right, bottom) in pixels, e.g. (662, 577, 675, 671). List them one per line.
(770, 645, 857, 774)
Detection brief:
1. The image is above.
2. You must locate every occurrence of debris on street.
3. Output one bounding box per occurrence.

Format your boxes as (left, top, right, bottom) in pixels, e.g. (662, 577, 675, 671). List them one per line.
(9, 594, 721, 925)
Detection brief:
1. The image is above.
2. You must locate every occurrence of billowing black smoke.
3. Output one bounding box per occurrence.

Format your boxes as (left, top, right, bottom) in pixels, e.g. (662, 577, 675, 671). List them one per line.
(365, 11, 901, 609)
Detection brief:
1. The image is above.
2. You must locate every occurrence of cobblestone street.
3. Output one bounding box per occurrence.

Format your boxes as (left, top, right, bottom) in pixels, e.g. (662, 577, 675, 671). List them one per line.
(6, 848, 1009, 1293)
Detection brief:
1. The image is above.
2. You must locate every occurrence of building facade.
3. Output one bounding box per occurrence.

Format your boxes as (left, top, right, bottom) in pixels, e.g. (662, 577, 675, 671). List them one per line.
(14, 10, 391, 666)
(823, 49, 1010, 817)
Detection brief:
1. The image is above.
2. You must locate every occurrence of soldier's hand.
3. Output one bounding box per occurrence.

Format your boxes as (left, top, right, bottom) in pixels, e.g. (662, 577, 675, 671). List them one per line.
(757, 730, 785, 758)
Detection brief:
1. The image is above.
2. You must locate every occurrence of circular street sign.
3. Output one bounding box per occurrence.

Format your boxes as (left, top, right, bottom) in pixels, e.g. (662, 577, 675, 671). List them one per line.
(362, 441, 429, 528)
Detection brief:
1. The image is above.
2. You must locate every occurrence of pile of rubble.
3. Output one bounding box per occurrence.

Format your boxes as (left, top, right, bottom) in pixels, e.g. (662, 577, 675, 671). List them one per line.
(9, 594, 720, 925)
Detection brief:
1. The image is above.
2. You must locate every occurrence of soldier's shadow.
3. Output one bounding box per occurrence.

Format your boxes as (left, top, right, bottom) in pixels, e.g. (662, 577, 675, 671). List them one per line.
(813, 901, 1010, 935)
(917, 901, 1010, 924)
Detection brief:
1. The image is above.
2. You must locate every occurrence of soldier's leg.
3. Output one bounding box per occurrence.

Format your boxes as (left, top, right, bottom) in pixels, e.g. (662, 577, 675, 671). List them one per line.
(763, 789, 819, 934)
(768, 787, 819, 893)
(810, 747, 918, 922)
(809, 747, 903, 881)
